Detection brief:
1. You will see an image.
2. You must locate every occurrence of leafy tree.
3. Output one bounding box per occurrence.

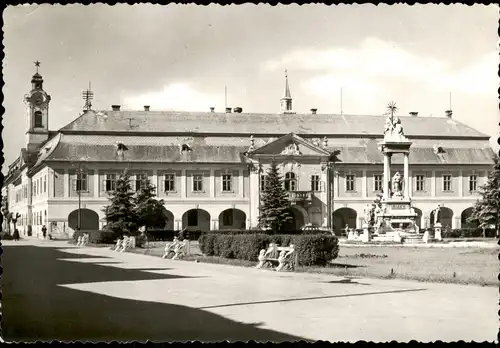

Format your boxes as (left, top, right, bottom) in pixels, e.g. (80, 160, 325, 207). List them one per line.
(1, 196, 11, 234)
(468, 154, 500, 236)
(133, 178, 167, 230)
(102, 171, 137, 236)
(258, 161, 293, 233)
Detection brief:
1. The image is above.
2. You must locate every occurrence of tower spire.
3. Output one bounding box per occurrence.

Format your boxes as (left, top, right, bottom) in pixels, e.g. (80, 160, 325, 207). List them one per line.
(280, 69, 294, 114)
(34, 60, 41, 74)
(284, 69, 291, 99)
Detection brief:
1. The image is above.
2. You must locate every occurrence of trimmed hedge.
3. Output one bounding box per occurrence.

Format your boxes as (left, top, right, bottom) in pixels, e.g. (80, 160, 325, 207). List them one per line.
(146, 229, 203, 241)
(206, 228, 332, 236)
(199, 233, 339, 266)
(441, 228, 497, 239)
(73, 230, 117, 244)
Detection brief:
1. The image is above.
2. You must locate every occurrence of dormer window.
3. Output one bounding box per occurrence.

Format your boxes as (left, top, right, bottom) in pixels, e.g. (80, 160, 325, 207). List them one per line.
(116, 143, 128, 151)
(433, 145, 445, 155)
(116, 143, 128, 157)
(180, 144, 192, 152)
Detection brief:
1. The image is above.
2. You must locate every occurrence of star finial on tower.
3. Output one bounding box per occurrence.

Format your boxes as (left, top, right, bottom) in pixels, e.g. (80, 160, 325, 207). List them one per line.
(34, 60, 41, 73)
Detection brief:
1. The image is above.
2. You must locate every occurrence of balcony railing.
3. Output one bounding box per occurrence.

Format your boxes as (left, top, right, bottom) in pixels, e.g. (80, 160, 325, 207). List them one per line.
(287, 190, 313, 203)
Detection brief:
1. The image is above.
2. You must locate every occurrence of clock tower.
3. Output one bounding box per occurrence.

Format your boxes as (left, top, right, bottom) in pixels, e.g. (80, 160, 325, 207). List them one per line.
(25, 61, 51, 152)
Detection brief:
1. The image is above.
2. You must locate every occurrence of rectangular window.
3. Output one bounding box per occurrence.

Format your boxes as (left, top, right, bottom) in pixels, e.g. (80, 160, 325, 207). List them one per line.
(75, 173, 88, 192)
(310, 175, 320, 191)
(187, 210, 198, 227)
(443, 175, 452, 192)
(260, 175, 267, 191)
(135, 173, 147, 191)
(34, 182, 37, 197)
(164, 174, 175, 192)
(222, 174, 232, 192)
(416, 175, 425, 192)
(193, 174, 203, 192)
(374, 174, 383, 191)
(469, 174, 478, 192)
(44, 176, 47, 193)
(105, 174, 117, 191)
(346, 174, 356, 192)
(38, 178, 41, 195)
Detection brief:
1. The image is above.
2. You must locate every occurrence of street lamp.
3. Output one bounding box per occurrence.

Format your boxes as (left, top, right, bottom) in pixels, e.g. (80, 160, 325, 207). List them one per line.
(70, 156, 87, 232)
(326, 153, 339, 233)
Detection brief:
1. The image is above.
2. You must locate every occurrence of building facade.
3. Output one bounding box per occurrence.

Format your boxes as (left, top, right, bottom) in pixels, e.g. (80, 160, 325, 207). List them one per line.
(2, 67, 496, 238)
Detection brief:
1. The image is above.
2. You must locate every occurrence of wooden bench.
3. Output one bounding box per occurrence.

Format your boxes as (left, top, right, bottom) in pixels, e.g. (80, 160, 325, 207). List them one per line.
(76, 233, 89, 247)
(256, 243, 296, 272)
(162, 238, 188, 260)
(111, 236, 135, 252)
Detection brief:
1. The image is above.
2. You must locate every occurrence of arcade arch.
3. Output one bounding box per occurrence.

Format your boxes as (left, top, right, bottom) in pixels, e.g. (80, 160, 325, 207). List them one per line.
(68, 208, 99, 231)
(182, 209, 210, 232)
(333, 208, 357, 234)
(219, 209, 247, 230)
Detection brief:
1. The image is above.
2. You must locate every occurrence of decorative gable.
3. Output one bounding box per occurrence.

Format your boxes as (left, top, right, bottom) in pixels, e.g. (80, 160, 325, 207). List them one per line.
(248, 133, 330, 157)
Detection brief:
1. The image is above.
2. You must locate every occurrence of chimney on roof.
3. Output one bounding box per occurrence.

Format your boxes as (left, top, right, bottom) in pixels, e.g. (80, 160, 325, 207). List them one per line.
(233, 107, 242, 113)
(409, 111, 418, 117)
(445, 110, 453, 119)
(310, 108, 317, 115)
(225, 107, 232, 113)
(111, 105, 121, 111)
(210, 107, 215, 112)
(144, 105, 150, 111)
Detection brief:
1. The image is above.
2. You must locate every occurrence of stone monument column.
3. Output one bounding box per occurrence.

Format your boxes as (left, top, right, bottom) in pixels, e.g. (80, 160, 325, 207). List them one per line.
(403, 153, 409, 198)
(383, 153, 390, 199)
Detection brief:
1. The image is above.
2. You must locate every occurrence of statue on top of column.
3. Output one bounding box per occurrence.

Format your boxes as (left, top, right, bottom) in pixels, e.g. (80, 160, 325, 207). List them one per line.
(383, 101, 408, 142)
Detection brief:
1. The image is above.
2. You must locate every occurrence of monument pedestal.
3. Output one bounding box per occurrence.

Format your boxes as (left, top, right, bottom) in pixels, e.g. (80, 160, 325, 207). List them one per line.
(376, 199, 418, 235)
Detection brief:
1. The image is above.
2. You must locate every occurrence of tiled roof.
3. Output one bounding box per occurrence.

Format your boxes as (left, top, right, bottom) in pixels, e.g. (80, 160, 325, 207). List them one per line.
(59, 110, 489, 138)
(43, 141, 495, 165)
(47, 142, 249, 163)
(328, 139, 496, 165)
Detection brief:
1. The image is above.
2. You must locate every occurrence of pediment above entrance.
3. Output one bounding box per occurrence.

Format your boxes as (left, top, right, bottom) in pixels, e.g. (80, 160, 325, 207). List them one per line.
(247, 133, 330, 157)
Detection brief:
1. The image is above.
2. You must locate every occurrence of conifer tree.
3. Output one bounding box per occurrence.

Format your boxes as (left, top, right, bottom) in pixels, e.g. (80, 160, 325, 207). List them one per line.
(468, 154, 500, 236)
(133, 178, 167, 230)
(258, 161, 292, 233)
(1, 196, 11, 234)
(103, 171, 137, 236)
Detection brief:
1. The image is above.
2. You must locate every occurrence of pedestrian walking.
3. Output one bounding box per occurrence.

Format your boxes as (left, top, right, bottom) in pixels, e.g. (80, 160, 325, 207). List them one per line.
(13, 229, 20, 241)
(42, 225, 47, 239)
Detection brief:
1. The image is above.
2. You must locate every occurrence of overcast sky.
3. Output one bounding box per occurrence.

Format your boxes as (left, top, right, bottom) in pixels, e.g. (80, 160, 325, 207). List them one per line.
(2, 4, 499, 173)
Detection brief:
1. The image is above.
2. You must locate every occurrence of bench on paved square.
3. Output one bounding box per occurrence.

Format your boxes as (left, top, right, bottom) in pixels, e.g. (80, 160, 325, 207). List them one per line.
(76, 233, 89, 247)
(111, 236, 136, 252)
(256, 243, 296, 272)
(162, 237, 189, 260)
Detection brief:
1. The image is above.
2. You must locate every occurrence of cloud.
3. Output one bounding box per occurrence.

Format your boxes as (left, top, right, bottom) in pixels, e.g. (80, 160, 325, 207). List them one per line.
(262, 37, 495, 99)
(262, 37, 445, 80)
(124, 83, 220, 111)
(431, 52, 498, 95)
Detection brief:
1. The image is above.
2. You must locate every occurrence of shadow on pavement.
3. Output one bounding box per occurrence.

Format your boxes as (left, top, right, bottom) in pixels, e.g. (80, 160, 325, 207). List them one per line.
(328, 262, 366, 269)
(2, 246, 308, 343)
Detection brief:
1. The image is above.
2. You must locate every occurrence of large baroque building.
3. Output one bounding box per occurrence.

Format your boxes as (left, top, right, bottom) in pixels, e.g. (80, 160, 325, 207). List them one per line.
(2, 66, 496, 238)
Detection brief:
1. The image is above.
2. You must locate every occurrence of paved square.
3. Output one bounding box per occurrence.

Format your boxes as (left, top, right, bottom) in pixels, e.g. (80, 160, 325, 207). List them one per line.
(2, 240, 497, 342)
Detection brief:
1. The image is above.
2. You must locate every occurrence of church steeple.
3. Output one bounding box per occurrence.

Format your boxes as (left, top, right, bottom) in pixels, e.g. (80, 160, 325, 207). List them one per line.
(280, 69, 294, 114)
(25, 61, 51, 152)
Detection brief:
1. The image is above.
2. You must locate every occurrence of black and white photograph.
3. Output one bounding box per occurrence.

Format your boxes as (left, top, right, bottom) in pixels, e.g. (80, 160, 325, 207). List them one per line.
(1, 3, 499, 343)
